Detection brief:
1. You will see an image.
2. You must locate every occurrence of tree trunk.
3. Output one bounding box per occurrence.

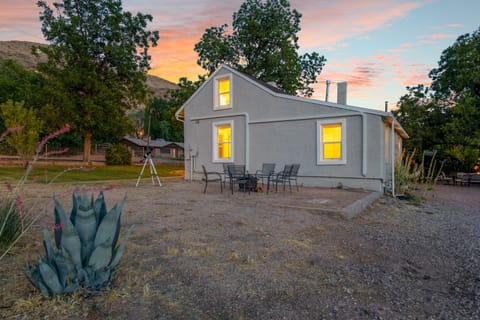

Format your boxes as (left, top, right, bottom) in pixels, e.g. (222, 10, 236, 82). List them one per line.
(83, 130, 92, 164)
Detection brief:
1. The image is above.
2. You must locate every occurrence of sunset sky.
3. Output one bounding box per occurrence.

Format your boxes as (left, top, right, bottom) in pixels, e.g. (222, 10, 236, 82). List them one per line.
(0, 0, 479, 111)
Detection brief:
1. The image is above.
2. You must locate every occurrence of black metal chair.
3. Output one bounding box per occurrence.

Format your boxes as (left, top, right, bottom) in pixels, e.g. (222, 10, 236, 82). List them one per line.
(222, 163, 230, 188)
(289, 164, 301, 191)
(227, 164, 246, 194)
(255, 163, 275, 187)
(201, 165, 223, 193)
(267, 164, 293, 193)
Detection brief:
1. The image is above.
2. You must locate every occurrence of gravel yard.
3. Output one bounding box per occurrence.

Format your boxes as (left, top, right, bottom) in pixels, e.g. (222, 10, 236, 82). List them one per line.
(1, 180, 479, 319)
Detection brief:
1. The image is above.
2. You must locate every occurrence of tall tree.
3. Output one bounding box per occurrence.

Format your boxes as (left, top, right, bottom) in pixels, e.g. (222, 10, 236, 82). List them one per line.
(429, 27, 480, 101)
(429, 26, 480, 171)
(0, 60, 45, 132)
(194, 0, 326, 97)
(37, 0, 159, 163)
(395, 27, 480, 172)
(393, 85, 448, 154)
(146, 76, 206, 142)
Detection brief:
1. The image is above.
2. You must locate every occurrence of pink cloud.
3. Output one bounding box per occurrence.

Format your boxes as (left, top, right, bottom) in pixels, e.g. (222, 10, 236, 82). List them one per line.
(420, 33, 455, 40)
(447, 23, 464, 28)
(387, 48, 408, 53)
(297, 1, 425, 49)
(400, 71, 431, 87)
(0, 2, 44, 41)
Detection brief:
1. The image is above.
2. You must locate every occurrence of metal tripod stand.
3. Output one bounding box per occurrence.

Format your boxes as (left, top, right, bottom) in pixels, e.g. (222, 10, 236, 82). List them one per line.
(136, 153, 162, 187)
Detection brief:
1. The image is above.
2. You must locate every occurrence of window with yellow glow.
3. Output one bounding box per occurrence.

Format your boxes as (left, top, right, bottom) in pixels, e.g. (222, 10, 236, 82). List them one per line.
(213, 74, 232, 109)
(317, 119, 346, 164)
(217, 125, 231, 159)
(217, 78, 230, 107)
(213, 120, 234, 162)
(322, 124, 342, 159)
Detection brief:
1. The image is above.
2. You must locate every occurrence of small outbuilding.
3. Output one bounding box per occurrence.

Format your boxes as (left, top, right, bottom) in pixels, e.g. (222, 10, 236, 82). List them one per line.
(120, 137, 184, 160)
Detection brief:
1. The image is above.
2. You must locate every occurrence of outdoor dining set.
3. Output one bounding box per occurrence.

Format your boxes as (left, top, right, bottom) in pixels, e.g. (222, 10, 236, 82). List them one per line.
(201, 163, 300, 194)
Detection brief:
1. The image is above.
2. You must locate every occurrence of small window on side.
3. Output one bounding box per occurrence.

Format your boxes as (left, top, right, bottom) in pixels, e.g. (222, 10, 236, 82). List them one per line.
(317, 119, 346, 165)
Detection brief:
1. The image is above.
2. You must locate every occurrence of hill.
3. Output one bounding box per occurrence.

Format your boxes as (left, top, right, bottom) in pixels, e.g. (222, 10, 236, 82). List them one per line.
(0, 40, 177, 98)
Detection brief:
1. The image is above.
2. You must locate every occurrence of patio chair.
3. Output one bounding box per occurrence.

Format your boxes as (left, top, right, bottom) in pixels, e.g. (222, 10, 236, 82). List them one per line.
(288, 164, 301, 191)
(201, 165, 223, 193)
(437, 171, 453, 185)
(267, 164, 293, 193)
(222, 163, 230, 188)
(456, 172, 469, 186)
(227, 164, 246, 194)
(255, 163, 275, 187)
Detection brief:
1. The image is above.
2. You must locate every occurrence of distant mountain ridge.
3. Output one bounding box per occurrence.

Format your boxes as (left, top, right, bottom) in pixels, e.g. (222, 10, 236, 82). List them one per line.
(0, 40, 177, 98)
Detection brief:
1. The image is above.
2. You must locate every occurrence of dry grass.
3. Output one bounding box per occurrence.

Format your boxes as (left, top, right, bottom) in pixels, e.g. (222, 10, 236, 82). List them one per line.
(1, 180, 477, 319)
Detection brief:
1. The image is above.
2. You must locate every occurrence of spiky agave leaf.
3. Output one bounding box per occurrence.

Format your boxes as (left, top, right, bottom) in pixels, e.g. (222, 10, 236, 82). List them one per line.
(70, 192, 79, 225)
(88, 237, 113, 272)
(53, 199, 66, 250)
(79, 190, 89, 209)
(63, 282, 80, 293)
(53, 250, 76, 287)
(60, 213, 82, 271)
(111, 196, 127, 249)
(109, 225, 135, 270)
(93, 196, 126, 249)
(26, 262, 50, 297)
(42, 229, 54, 263)
(91, 269, 112, 291)
(75, 202, 97, 264)
(94, 191, 107, 226)
(38, 257, 63, 294)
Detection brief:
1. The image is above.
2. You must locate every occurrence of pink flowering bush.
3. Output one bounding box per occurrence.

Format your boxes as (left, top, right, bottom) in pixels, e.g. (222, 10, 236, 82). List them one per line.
(0, 124, 70, 259)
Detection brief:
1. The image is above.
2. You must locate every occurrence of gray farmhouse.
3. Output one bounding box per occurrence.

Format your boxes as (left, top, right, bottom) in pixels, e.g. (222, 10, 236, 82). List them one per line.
(175, 64, 407, 193)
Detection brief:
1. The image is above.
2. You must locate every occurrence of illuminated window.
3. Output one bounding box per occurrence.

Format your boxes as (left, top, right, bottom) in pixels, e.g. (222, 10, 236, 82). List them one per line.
(322, 124, 342, 159)
(214, 75, 232, 109)
(317, 119, 346, 164)
(213, 120, 234, 162)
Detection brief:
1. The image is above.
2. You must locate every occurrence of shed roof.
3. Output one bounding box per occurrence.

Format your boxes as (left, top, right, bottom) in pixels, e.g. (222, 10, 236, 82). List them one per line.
(121, 137, 184, 149)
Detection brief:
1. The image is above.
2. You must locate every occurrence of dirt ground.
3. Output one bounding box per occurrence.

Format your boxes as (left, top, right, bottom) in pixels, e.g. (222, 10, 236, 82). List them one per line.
(1, 179, 479, 319)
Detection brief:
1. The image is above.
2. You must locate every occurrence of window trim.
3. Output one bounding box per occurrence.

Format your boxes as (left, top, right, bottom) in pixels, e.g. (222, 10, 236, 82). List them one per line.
(316, 118, 347, 165)
(213, 74, 233, 110)
(212, 120, 234, 162)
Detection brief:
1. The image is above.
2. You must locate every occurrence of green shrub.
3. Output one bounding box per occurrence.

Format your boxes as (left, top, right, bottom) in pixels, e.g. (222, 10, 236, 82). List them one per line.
(105, 143, 132, 165)
(0, 199, 22, 249)
(395, 149, 443, 199)
(26, 191, 134, 297)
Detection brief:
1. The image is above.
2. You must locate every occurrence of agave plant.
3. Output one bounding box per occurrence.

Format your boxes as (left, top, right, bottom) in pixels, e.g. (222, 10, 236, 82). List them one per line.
(26, 191, 134, 297)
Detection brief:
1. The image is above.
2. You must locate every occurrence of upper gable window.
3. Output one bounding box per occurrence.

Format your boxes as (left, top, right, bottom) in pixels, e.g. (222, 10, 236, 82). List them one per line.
(214, 74, 232, 109)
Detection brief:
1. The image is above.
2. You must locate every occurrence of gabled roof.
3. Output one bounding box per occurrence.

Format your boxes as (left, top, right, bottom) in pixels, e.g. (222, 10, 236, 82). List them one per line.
(175, 64, 408, 138)
(237, 70, 287, 95)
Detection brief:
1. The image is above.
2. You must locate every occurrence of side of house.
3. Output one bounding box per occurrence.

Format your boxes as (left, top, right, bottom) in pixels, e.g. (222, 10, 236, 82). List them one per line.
(176, 65, 407, 192)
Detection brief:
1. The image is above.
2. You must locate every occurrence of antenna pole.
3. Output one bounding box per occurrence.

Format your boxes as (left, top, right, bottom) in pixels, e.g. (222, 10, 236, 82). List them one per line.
(325, 80, 331, 102)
